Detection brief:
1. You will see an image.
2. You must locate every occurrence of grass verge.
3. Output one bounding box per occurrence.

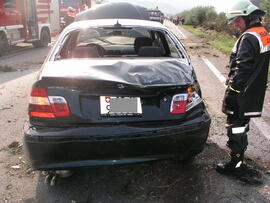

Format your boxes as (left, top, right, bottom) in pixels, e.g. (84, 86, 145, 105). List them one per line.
(182, 25, 236, 55)
(209, 35, 236, 55)
(182, 25, 208, 39)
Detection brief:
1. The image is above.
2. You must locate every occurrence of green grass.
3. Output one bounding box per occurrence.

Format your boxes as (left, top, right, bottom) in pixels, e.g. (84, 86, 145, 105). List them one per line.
(210, 35, 236, 55)
(182, 25, 236, 55)
(182, 25, 208, 38)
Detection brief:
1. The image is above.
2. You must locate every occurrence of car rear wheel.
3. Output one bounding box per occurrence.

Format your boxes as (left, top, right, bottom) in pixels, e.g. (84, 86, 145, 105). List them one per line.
(0, 32, 8, 56)
(32, 29, 51, 47)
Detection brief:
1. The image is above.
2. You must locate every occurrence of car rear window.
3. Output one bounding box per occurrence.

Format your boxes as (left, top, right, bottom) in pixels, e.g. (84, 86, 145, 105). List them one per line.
(56, 27, 183, 59)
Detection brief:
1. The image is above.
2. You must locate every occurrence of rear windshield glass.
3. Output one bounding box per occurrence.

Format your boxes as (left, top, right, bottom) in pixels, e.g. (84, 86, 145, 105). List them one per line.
(56, 27, 182, 60)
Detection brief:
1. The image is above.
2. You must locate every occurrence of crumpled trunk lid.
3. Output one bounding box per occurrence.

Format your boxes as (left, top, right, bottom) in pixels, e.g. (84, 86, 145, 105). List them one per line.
(40, 58, 193, 88)
(32, 58, 193, 126)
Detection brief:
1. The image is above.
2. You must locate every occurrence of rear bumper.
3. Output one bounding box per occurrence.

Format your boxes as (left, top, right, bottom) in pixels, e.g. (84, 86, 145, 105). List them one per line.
(24, 113, 211, 170)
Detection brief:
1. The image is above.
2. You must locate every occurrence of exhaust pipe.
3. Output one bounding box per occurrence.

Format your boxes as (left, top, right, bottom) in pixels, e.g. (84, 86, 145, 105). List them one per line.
(55, 170, 74, 178)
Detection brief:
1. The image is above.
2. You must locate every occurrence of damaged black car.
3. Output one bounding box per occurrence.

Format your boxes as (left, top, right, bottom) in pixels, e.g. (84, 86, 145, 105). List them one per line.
(24, 19, 211, 170)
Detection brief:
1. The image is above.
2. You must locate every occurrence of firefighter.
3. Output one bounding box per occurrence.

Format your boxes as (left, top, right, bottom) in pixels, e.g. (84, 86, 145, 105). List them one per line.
(63, 7, 76, 27)
(216, 0, 270, 184)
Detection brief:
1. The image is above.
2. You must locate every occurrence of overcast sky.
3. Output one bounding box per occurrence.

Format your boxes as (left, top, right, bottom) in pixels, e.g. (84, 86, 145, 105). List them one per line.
(107, 0, 237, 14)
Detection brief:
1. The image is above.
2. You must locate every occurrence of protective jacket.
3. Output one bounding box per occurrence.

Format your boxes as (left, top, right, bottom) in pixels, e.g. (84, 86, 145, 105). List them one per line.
(63, 12, 75, 27)
(223, 23, 270, 118)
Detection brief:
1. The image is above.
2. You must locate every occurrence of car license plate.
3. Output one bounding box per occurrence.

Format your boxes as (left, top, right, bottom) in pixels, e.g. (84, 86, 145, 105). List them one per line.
(100, 96, 142, 116)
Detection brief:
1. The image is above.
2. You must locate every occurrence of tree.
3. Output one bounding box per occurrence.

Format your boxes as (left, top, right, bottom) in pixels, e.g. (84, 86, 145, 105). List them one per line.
(251, 0, 265, 7)
(177, 6, 217, 27)
(261, 0, 270, 30)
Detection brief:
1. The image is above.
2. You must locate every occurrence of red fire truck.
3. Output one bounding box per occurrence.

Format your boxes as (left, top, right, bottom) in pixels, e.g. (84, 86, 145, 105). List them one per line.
(0, 0, 91, 55)
(0, 0, 55, 55)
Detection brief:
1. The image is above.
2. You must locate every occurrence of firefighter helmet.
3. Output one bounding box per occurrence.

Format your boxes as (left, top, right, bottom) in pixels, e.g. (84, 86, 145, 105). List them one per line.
(68, 7, 75, 12)
(226, 0, 265, 21)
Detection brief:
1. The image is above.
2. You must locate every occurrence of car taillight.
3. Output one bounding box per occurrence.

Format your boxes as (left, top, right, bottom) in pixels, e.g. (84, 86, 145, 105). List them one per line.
(186, 87, 203, 112)
(170, 94, 188, 114)
(170, 87, 203, 114)
(29, 88, 70, 118)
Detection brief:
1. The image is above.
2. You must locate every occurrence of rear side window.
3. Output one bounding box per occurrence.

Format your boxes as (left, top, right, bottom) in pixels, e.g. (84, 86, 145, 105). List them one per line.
(165, 35, 180, 58)
(56, 27, 184, 59)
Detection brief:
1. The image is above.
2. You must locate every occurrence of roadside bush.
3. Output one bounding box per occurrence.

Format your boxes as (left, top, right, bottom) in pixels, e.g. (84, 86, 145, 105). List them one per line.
(177, 8, 239, 36)
(214, 13, 227, 32)
(179, 6, 216, 27)
(216, 13, 240, 36)
(202, 8, 218, 29)
(177, 1, 270, 36)
(261, 0, 270, 31)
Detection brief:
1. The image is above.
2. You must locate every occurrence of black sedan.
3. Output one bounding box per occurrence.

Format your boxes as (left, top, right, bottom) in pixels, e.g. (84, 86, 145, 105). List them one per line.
(24, 19, 211, 171)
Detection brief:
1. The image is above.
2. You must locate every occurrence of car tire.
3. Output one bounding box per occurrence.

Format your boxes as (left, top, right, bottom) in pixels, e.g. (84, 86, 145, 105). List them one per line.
(32, 29, 51, 47)
(0, 32, 9, 56)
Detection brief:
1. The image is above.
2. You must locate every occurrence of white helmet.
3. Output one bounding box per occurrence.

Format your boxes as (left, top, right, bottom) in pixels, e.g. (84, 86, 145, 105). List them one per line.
(226, 0, 265, 21)
(68, 7, 75, 12)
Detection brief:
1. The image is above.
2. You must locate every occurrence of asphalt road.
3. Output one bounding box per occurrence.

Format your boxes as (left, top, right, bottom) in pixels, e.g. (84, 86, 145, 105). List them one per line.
(0, 22, 270, 202)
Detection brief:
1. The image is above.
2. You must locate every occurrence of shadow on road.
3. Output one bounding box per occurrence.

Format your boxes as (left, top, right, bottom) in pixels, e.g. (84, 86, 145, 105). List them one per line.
(25, 142, 269, 203)
(0, 69, 38, 85)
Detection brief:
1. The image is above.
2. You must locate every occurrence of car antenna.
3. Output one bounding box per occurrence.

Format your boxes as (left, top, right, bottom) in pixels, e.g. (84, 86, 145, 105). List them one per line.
(114, 20, 121, 28)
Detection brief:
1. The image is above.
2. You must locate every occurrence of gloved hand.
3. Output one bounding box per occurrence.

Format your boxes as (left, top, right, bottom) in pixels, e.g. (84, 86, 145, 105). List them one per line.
(222, 87, 239, 114)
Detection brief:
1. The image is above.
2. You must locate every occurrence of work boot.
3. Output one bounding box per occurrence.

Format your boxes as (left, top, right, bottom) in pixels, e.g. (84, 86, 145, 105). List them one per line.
(216, 152, 244, 175)
(216, 159, 263, 185)
(216, 160, 244, 177)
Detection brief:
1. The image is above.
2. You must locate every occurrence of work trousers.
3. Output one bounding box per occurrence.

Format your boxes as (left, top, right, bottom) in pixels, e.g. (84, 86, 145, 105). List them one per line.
(226, 114, 250, 156)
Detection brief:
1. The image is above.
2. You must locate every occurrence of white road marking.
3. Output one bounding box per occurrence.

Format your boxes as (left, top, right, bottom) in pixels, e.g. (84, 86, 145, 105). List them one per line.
(164, 20, 186, 39)
(202, 57, 226, 87)
(172, 25, 186, 39)
(177, 28, 186, 39)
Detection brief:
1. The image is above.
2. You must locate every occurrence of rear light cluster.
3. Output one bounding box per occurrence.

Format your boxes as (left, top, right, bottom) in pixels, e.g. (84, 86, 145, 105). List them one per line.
(170, 87, 202, 114)
(170, 94, 188, 114)
(29, 88, 70, 118)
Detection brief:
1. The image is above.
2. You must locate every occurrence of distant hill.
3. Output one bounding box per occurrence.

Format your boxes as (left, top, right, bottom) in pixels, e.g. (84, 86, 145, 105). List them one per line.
(106, 0, 179, 15)
(137, 1, 178, 15)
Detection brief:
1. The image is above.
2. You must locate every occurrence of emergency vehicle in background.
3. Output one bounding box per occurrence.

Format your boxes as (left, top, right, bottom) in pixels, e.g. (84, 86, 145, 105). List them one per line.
(59, 0, 91, 31)
(59, 0, 91, 20)
(0, 0, 53, 55)
(0, 0, 91, 55)
(147, 7, 164, 24)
